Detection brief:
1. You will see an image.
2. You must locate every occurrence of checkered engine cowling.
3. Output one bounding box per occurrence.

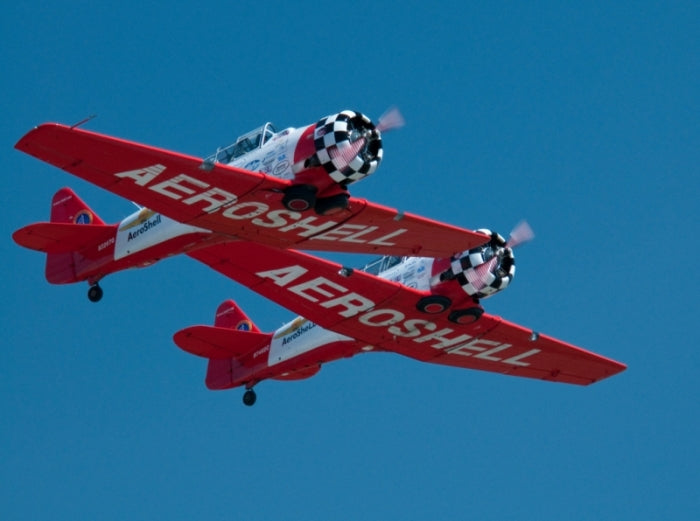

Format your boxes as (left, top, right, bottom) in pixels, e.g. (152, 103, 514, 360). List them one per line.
(312, 110, 383, 185)
(450, 229, 516, 298)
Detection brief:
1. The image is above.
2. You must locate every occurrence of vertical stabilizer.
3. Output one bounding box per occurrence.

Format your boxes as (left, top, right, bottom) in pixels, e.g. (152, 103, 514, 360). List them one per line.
(213, 299, 261, 332)
(45, 188, 105, 284)
(206, 300, 261, 390)
(49, 187, 105, 225)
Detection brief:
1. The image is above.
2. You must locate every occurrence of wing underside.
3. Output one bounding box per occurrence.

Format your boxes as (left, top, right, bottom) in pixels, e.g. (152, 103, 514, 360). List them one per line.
(16, 123, 489, 257)
(187, 241, 626, 385)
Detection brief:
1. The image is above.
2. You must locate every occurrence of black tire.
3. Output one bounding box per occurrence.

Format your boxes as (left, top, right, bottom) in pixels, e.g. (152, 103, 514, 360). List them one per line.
(87, 284, 103, 303)
(242, 389, 257, 406)
(315, 193, 350, 216)
(282, 185, 317, 212)
(448, 307, 483, 325)
(416, 295, 451, 314)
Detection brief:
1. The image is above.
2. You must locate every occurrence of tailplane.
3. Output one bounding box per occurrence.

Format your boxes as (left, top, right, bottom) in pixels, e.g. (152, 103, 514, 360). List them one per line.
(173, 300, 270, 390)
(12, 188, 112, 284)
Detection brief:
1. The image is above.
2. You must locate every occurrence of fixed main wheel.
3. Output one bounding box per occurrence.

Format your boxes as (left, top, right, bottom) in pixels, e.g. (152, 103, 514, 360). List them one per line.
(416, 295, 452, 314)
(87, 284, 103, 303)
(282, 185, 317, 212)
(448, 307, 483, 325)
(242, 389, 257, 407)
(315, 194, 350, 216)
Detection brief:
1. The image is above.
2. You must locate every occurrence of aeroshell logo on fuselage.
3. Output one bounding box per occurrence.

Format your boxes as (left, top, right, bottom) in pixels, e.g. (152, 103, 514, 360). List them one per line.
(119, 209, 163, 241)
(274, 318, 317, 345)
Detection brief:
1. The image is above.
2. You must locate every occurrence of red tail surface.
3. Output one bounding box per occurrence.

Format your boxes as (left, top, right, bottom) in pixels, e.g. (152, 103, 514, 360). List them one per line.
(204, 300, 264, 390)
(49, 187, 106, 225)
(44, 188, 105, 284)
(212, 299, 261, 332)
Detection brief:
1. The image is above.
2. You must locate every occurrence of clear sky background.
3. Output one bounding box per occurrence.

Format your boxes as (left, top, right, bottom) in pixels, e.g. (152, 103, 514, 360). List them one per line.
(2, 1, 698, 519)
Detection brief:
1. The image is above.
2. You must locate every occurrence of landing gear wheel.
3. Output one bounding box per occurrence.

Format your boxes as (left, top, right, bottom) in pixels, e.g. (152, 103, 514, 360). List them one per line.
(315, 194, 350, 216)
(448, 307, 483, 325)
(87, 284, 103, 303)
(282, 185, 317, 212)
(416, 295, 451, 314)
(242, 389, 257, 406)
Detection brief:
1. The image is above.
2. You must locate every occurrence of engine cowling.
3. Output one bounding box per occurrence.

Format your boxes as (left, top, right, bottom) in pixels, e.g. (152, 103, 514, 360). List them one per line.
(441, 229, 516, 298)
(308, 110, 383, 186)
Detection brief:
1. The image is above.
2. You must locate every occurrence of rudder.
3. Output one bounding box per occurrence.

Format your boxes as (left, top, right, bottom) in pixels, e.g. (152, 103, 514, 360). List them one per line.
(49, 187, 105, 225)
(206, 300, 262, 390)
(213, 299, 261, 332)
(46, 188, 105, 284)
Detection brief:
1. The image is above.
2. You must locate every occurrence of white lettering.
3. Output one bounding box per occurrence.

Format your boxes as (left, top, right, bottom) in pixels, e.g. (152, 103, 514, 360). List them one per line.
(280, 216, 337, 237)
(288, 277, 347, 302)
(257, 265, 308, 287)
(113, 165, 415, 247)
(415, 329, 473, 349)
(314, 223, 369, 242)
(388, 318, 437, 338)
(150, 174, 208, 200)
(321, 293, 375, 318)
(503, 349, 541, 366)
(359, 308, 405, 327)
(252, 209, 299, 228)
(222, 202, 268, 220)
(114, 164, 166, 186)
(369, 228, 408, 246)
(253, 263, 544, 369)
(183, 187, 237, 213)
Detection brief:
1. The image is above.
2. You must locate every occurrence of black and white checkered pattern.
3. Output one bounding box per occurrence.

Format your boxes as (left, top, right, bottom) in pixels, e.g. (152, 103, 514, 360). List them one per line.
(450, 229, 516, 298)
(313, 110, 383, 184)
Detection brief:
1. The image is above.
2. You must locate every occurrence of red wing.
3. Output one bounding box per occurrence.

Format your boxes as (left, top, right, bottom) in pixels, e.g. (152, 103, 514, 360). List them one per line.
(15, 123, 488, 257)
(188, 241, 626, 386)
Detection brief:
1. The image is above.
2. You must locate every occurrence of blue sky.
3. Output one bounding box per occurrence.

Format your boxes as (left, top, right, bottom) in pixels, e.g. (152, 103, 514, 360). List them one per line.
(2, 1, 698, 519)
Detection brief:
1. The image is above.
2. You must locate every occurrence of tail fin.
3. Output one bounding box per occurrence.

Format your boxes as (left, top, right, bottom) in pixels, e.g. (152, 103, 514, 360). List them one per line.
(213, 299, 261, 332)
(175, 300, 267, 390)
(41, 188, 105, 284)
(49, 187, 105, 225)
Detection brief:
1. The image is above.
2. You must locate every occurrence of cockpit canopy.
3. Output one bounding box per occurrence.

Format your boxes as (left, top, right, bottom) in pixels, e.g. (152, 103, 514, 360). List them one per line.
(362, 255, 403, 276)
(210, 122, 277, 164)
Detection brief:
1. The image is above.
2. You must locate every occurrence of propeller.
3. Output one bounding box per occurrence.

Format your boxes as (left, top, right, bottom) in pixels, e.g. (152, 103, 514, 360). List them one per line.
(376, 106, 405, 133)
(507, 220, 535, 248)
(466, 221, 534, 293)
(329, 107, 404, 168)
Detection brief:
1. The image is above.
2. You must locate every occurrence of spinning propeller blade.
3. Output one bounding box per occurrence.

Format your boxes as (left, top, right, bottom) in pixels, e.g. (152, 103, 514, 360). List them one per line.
(470, 221, 534, 292)
(376, 107, 405, 133)
(507, 220, 535, 248)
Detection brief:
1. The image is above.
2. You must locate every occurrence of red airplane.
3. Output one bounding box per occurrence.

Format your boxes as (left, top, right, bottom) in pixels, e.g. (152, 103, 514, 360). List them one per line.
(176, 239, 626, 406)
(12, 112, 626, 404)
(13, 110, 489, 300)
(13, 187, 626, 405)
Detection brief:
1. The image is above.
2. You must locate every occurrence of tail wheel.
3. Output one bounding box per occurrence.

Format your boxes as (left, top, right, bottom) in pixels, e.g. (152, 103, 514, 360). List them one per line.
(448, 307, 483, 325)
(416, 295, 452, 314)
(87, 284, 103, 303)
(242, 389, 257, 406)
(315, 194, 350, 216)
(282, 185, 317, 212)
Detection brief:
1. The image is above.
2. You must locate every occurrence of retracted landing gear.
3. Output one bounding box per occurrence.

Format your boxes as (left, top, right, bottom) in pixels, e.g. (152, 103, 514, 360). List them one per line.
(242, 388, 257, 407)
(282, 184, 317, 212)
(87, 283, 103, 303)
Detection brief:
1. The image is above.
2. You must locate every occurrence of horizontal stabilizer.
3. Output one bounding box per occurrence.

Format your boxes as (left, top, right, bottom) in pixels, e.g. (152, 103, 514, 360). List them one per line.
(174, 325, 271, 360)
(13, 222, 114, 254)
